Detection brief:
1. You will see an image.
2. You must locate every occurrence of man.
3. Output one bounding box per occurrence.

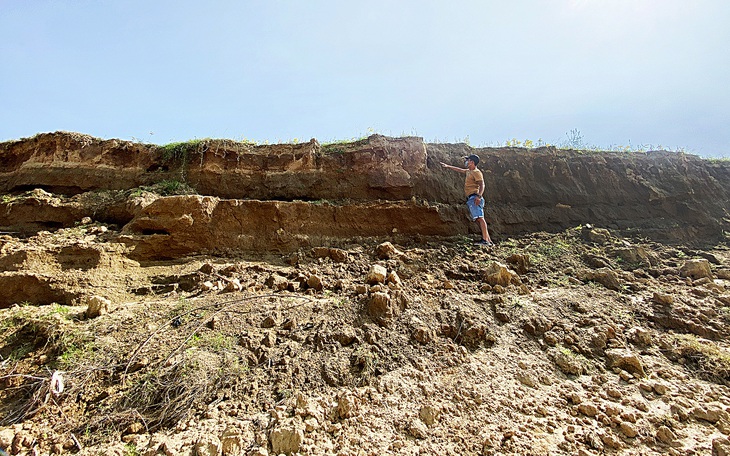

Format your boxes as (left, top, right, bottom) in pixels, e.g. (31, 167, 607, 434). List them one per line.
(440, 154, 495, 246)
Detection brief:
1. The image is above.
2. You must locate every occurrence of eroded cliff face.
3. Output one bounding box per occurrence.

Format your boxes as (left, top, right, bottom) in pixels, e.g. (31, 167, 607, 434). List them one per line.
(1, 132, 728, 258)
(3, 133, 730, 456)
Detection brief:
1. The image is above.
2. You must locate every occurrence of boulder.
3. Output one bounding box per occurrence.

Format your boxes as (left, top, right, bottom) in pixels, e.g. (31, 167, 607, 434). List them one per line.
(85, 295, 111, 318)
(366, 264, 388, 284)
(505, 253, 530, 274)
(582, 227, 611, 244)
(714, 437, 730, 456)
(605, 349, 646, 377)
(375, 241, 402, 259)
(680, 259, 713, 280)
(306, 274, 323, 291)
(578, 268, 622, 291)
(265, 274, 288, 291)
(269, 421, 303, 455)
(367, 292, 395, 326)
(194, 435, 221, 456)
(483, 261, 520, 287)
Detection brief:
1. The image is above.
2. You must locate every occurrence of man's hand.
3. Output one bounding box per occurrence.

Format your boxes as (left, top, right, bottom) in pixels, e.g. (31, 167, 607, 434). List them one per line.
(441, 162, 467, 173)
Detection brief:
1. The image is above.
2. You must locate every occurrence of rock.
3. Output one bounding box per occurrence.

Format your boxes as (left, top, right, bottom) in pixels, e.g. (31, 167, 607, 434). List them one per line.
(337, 392, 358, 419)
(81, 216, 93, 224)
(581, 226, 610, 243)
(691, 405, 728, 423)
(620, 422, 639, 438)
(220, 427, 245, 456)
(199, 263, 215, 275)
(407, 418, 429, 439)
(123, 422, 145, 435)
(375, 242, 403, 260)
(200, 281, 215, 291)
(600, 431, 622, 449)
(248, 448, 268, 456)
(578, 403, 599, 417)
(265, 274, 288, 291)
(269, 422, 303, 455)
(628, 326, 652, 346)
(194, 435, 221, 456)
(522, 315, 553, 336)
(680, 259, 713, 280)
(652, 382, 669, 395)
(311, 247, 330, 258)
(656, 425, 676, 444)
(419, 405, 440, 426)
(306, 274, 323, 291)
(261, 332, 276, 348)
(85, 295, 111, 318)
(366, 264, 388, 284)
(582, 253, 613, 269)
(516, 371, 538, 388)
(386, 271, 402, 288)
(0, 428, 14, 452)
(551, 348, 586, 375)
(579, 268, 622, 290)
(328, 248, 348, 263)
(506, 253, 530, 274)
(367, 292, 402, 326)
(718, 419, 730, 435)
(261, 315, 279, 328)
(222, 278, 242, 293)
(613, 245, 653, 268)
(333, 326, 357, 346)
(714, 438, 730, 456)
(605, 349, 646, 377)
(717, 269, 730, 280)
(652, 292, 674, 306)
(483, 261, 520, 287)
(412, 326, 435, 344)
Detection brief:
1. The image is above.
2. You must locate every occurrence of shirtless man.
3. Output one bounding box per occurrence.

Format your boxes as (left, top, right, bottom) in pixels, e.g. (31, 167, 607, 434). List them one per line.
(440, 154, 494, 246)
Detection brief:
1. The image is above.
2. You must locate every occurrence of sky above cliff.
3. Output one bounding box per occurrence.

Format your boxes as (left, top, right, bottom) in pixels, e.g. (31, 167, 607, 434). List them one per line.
(1, 0, 728, 156)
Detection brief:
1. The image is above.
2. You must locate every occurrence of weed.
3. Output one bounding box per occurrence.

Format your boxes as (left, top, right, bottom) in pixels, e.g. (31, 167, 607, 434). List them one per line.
(352, 345, 380, 383)
(56, 330, 96, 369)
(123, 443, 141, 456)
(158, 139, 208, 164)
(201, 333, 234, 351)
(669, 334, 730, 385)
(152, 180, 196, 196)
(50, 303, 71, 316)
(507, 295, 524, 309)
(186, 333, 202, 347)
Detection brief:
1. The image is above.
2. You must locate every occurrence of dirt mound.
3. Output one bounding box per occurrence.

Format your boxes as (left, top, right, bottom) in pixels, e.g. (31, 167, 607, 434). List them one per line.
(0, 223, 729, 455)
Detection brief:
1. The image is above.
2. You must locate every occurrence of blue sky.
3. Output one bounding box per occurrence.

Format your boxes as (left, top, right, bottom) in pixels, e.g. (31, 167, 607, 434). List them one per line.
(1, 1, 728, 156)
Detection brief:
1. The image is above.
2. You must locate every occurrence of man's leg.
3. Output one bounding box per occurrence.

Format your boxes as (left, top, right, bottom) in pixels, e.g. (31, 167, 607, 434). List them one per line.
(477, 217, 493, 243)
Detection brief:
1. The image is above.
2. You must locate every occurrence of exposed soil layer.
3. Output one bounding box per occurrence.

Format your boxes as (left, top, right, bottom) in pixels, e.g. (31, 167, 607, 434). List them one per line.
(2, 132, 730, 455)
(2, 132, 729, 249)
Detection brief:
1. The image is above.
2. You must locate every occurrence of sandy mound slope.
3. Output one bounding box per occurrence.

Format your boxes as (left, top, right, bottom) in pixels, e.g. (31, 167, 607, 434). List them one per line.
(1, 222, 730, 455)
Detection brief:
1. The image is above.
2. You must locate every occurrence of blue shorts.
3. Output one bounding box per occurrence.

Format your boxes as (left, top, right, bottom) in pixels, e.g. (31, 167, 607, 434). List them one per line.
(466, 194, 484, 221)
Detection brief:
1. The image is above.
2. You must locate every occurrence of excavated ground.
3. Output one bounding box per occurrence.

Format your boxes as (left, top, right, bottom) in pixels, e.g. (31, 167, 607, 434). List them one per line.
(1, 221, 730, 455)
(2, 133, 730, 455)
